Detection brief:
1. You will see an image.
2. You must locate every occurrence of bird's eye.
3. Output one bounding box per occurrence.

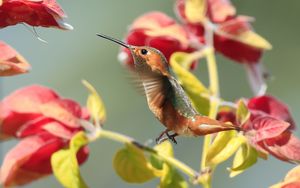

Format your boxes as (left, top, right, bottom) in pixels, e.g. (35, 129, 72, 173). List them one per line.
(140, 49, 148, 55)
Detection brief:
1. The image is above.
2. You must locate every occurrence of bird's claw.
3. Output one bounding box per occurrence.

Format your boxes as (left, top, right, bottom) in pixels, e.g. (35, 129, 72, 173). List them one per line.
(155, 130, 178, 144)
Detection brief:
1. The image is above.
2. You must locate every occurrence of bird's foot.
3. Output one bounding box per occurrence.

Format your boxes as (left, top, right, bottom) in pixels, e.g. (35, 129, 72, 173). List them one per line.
(166, 132, 178, 144)
(155, 130, 178, 144)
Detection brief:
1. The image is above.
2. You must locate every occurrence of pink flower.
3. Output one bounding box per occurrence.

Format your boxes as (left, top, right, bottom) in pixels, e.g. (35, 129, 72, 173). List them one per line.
(0, 85, 89, 187)
(0, 0, 72, 29)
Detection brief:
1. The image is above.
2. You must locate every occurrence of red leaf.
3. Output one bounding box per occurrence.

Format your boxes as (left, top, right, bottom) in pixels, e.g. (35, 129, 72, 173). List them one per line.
(250, 116, 290, 142)
(217, 110, 237, 125)
(0, 132, 89, 187)
(0, 0, 72, 29)
(1, 85, 59, 114)
(0, 41, 31, 76)
(207, 0, 236, 23)
(248, 95, 295, 129)
(175, 0, 236, 23)
(0, 111, 41, 139)
(0, 133, 63, 186)
(40, 99, 82, 128)
(121, 11, 196, 69)
(282, 182, 300, 188)
(214, 30, 263, 64)
(0, 85, 88, 140)
(16, 117, 76, 139)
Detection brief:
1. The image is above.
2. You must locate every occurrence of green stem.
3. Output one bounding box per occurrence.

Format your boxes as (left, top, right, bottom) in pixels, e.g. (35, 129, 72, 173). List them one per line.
(200, 47, 220, 188)
(206, 48, 219, 97)
(93, 129, 200, 180)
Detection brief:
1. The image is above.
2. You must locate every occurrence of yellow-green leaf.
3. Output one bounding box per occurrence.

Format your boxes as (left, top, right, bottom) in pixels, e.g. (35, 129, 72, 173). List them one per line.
(206, 130, 236, 163)
(82, 80, 106, 123)
(113, 144, 157, 183)
(207, 135, 246, 166)
(170, 52, 210, 115)
(236, 100, 250, 125)
(151, 141, 174, 169)
(51, 131, 89, 188)
(185, 0, 206, 23)
(155, 140, 174, 157)
(159, 164, 188, 188)
(149, 141, 188, 188)
(229, 143, 258, 177)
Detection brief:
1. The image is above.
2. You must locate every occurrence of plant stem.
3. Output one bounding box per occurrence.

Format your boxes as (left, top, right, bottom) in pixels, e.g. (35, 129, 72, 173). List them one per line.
(93, 129, 200, 181)
(206, 48, 219, 97)
(200, 47, 220, 188)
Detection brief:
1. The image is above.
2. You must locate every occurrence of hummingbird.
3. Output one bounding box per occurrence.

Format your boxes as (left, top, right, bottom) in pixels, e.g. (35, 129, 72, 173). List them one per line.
(97, 34, 239, 143)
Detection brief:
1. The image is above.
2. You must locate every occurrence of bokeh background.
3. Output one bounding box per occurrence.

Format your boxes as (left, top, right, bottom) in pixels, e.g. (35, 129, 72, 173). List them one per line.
(1, 0, 300, 187)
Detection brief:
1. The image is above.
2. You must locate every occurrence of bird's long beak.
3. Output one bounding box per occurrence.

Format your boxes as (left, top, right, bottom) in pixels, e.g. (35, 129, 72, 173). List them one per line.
(96, 33, 131, 49)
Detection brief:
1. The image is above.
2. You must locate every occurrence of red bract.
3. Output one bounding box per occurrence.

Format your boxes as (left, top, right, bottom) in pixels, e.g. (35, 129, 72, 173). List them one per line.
(0, 41, 31, 76)
(0, 85, 89, 187)
(0, 85, 87, 139)
(245, 96, 300, 163)
(0, 0, 72, 29)
(248, 95, 295, 129)
(218, 95, 300, 163)
(175, 0, 271, 64)
(119, 11, 196, 69)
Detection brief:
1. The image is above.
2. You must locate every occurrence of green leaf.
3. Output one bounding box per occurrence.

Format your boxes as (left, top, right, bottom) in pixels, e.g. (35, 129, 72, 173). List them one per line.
(228, 143, 258, 177)
(206, 135, 246, 166)
(51, 132, 89, 188)
(113, 144, 157, 183)
(82, 80, 106, 123)
(206, 130, 236, 163)
(170, 52, 210, 115)
(236, 100, 250, 125)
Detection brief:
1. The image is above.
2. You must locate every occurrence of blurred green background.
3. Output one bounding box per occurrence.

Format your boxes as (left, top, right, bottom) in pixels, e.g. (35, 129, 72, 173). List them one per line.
(1, 0, 300, 187)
